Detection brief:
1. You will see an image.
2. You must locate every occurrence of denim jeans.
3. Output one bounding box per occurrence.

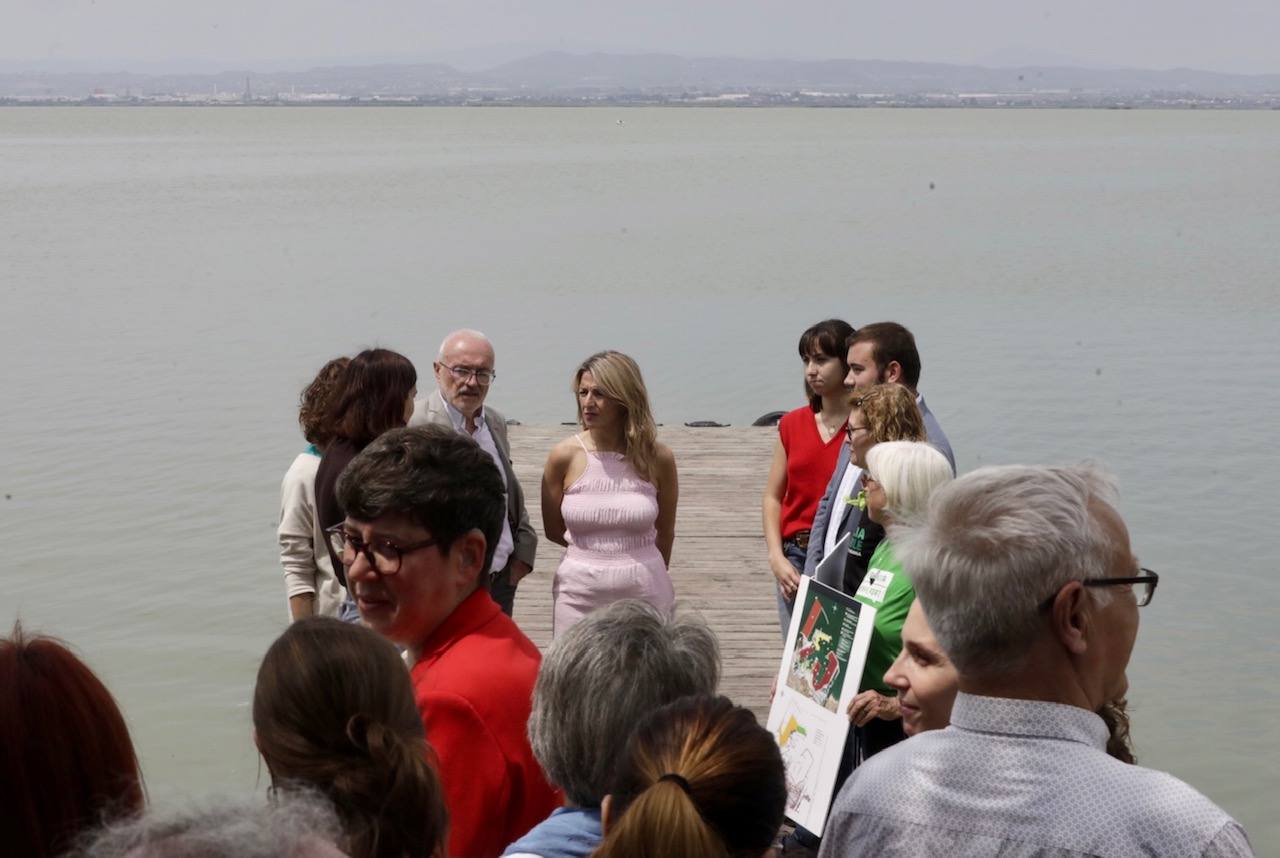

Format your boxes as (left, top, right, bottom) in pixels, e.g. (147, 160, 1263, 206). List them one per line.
(775, 539, 809, 638)
(338, 594, 361, 623)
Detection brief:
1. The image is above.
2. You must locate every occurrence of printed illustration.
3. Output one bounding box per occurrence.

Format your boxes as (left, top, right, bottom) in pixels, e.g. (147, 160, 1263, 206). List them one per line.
(767, 576, 878, 837)
(785, 583, 861, 711)
(775, 701, 829, 819)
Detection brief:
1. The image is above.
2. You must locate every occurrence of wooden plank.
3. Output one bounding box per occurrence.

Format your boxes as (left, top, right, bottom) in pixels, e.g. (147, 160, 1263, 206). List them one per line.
(506, 426, 784, 717)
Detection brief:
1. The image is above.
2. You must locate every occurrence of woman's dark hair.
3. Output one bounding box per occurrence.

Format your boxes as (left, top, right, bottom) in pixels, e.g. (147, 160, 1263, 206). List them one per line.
(592, 695, 785, 858)
(1100, 699, 1136, 765)
(336, 425, 506, 576)
(326, 349, 417, 448)
(299, 356, 351, 448)
(253, 618, 448, 858)
(0, 623, 145, 858)
(798, 319, 855, 412)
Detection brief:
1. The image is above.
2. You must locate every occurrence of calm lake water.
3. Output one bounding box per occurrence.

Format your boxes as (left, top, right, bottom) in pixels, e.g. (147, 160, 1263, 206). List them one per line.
(2, 107, 1278, 848)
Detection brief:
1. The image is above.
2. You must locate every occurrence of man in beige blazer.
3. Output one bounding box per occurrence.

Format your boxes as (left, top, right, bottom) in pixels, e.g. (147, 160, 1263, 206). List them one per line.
(408, 329, 537, 616)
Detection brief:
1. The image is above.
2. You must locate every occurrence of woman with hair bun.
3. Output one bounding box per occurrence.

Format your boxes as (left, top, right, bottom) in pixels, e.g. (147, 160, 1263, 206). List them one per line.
(592, 695, 785, 858)
(542, 351, 678, 637)
(314, 347, 417, 619)
(278, 355, 350, 620)
(252, 617, 448, 858)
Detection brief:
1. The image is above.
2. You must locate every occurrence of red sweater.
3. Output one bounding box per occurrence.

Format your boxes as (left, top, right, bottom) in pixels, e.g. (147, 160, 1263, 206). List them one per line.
(778, 406, 845, 539)
(410, 589, 561, 858)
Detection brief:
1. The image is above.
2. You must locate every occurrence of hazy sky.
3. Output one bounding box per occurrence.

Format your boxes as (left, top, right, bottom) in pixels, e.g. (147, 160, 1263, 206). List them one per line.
(5, 0, 1278, 75)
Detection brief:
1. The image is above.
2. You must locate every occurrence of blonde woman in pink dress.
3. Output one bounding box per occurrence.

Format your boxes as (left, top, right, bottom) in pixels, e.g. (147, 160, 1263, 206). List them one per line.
(542, 351, 679, 637)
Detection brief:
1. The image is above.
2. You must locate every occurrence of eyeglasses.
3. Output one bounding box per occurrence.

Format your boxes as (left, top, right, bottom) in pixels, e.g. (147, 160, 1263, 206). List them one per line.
(440, 364, 495, 385)
(324, 523, 439, 575)
(1083, 567, 1159, 607)
(845, 423, 870, 442)
(1041, 567, 1160, 609)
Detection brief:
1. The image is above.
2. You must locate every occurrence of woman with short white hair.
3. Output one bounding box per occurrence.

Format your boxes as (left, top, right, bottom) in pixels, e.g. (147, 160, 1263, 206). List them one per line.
(844, 440, 954, 759)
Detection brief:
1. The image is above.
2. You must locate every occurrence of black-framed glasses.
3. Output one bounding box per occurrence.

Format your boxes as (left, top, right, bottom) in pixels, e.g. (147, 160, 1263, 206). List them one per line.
(1083, 567, 1159, 607)
(1042, 567, 1159, 609)
(440, 364, 495, 386)
(324, 523, 439, 575)
(845, 422, 870, 443)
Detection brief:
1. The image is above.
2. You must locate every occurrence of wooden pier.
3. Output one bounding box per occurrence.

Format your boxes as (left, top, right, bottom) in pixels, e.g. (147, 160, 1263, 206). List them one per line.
(507, 425, 781, 717)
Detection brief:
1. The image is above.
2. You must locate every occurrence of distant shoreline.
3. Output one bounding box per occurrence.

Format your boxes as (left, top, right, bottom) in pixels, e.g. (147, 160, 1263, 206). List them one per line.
(8, 51, 1278, 110)
(4, 96, 1279, 110)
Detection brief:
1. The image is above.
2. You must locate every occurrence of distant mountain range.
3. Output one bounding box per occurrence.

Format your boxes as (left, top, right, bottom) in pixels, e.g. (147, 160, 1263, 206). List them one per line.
(5, 51, 1280, 98)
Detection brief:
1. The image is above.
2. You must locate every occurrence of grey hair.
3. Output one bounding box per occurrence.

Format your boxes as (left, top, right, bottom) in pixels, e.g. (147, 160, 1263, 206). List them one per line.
(437, 328, 492, 360)
(528, 600, 720, 807)
(865, 440, 954, 523)
(894, 464, 1122, 677)
(69, 792, 345, 858)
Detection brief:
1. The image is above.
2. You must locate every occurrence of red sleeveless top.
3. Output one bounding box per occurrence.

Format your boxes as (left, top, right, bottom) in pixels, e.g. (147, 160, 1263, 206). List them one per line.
(778, 406, 845, 539)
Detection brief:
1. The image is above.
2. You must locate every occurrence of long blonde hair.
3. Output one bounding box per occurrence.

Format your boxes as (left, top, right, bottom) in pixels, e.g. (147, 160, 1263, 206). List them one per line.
(574, 351, 659, 482)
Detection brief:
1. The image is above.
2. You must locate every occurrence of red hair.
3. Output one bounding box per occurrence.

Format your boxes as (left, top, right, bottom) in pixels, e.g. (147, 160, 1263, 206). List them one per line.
(0, 623, 145, 857)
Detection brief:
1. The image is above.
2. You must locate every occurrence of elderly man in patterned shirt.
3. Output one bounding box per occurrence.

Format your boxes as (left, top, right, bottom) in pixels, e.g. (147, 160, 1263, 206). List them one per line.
(820, 464, 1254, 858)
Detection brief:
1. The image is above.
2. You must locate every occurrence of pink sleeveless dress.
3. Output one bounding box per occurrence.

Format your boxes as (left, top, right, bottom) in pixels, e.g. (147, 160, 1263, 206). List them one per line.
(553, 435, 674, 637)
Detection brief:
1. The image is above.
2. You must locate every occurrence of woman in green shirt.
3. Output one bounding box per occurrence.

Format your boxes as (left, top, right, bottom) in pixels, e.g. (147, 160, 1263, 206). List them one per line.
(845, 440, 955, 760)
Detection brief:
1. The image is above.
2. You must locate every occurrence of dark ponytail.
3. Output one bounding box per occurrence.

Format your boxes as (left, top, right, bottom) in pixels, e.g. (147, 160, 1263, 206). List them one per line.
(593, 695, 785, 858)
(254, 618, 447, 858)
(599, 775, 726, 857)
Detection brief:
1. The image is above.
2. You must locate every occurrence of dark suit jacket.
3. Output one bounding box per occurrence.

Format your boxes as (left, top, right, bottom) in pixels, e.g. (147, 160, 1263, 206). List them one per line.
(408, 391, 538, 570)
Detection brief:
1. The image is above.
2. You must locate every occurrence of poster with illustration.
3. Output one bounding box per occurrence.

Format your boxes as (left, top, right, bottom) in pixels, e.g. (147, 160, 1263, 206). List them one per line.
(765, 575, 877, 836)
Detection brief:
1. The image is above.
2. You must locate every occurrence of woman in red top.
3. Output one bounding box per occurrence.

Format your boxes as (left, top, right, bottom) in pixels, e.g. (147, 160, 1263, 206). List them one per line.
(761, 319, 854, 636)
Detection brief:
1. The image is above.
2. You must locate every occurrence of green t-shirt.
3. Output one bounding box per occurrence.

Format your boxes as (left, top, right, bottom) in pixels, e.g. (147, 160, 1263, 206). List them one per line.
(853, 540, 914, 695)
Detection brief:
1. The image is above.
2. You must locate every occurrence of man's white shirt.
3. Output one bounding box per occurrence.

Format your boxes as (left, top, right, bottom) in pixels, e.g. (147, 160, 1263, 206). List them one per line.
(439, 391, 515, 573)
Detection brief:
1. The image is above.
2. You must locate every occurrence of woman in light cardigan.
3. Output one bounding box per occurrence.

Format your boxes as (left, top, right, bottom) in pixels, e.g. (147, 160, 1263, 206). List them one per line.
(278, 356, 349, 620)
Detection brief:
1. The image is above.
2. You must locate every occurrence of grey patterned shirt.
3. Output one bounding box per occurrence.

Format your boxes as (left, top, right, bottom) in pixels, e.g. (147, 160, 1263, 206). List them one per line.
(819, 693, 1253, 858)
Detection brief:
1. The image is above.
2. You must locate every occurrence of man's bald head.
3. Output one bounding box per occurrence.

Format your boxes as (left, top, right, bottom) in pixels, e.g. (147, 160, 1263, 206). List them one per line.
(437, 329, 493, 362)
(434, 329, 496, 419)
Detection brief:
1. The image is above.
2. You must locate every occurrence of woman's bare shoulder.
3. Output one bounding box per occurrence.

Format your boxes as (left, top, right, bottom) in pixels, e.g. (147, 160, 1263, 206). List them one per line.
(545, 435, 583, 468)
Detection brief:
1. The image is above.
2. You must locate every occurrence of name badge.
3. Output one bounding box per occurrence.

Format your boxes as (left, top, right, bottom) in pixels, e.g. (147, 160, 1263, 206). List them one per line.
(857, 568, 894, 604)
